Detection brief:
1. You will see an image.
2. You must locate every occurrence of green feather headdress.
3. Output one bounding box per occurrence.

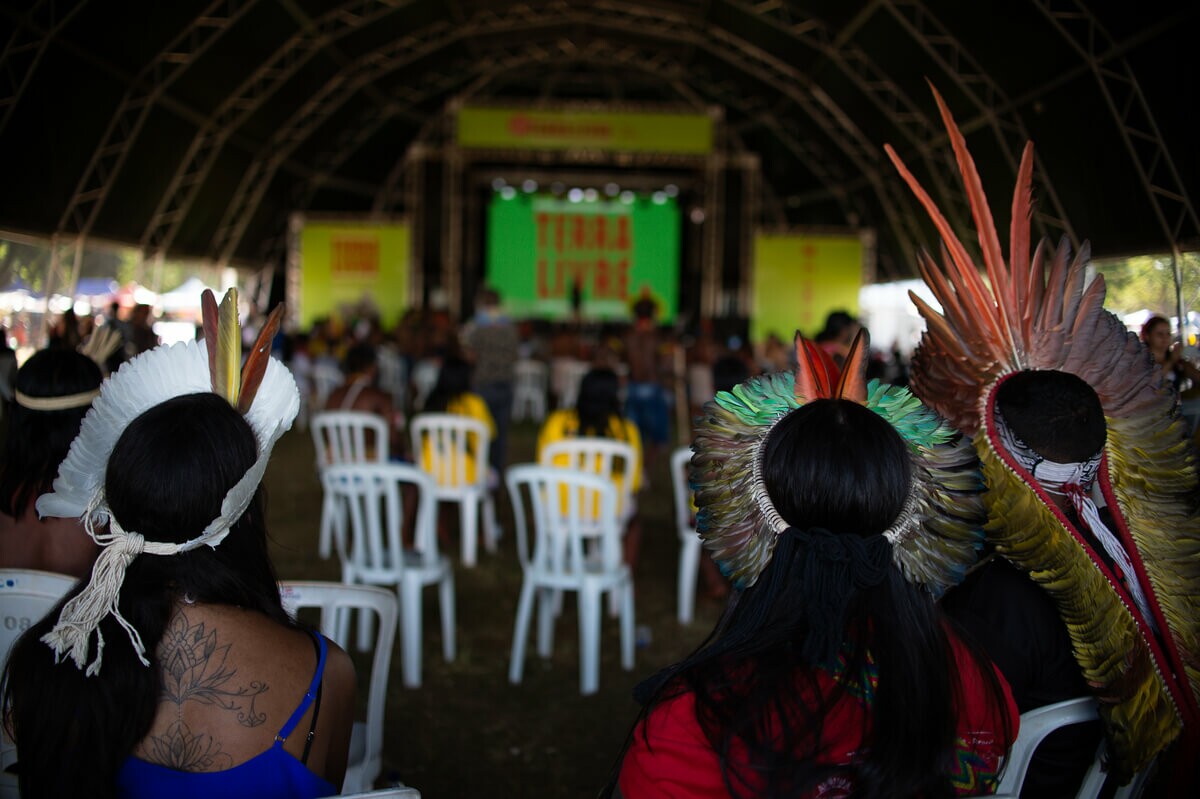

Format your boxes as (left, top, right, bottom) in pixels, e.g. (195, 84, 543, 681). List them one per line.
(691, 330, 986, 594)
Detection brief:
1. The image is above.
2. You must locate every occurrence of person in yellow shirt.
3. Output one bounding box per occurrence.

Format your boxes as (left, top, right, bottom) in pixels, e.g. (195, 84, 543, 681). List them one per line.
(537, 368, 644, 568)
(419, 356, 496, 487)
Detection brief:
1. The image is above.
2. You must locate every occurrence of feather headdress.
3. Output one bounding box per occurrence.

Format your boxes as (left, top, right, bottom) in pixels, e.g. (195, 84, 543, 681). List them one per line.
(691, 331, 986, 594)
(38, 288, 296, 676)
(887, 85, 1200, 778)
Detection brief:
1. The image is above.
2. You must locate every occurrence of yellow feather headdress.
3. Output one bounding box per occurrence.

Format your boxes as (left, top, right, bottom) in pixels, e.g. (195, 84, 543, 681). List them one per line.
(887, 85, 1200, 778)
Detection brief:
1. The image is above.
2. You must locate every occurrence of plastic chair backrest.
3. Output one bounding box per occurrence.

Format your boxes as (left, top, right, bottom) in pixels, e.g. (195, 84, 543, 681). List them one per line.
(375, 346, 407, 407)
(552, 358, 590, 409)
(321, 462, 439, 577)
(410, 358, 440, 411)
(540, 437, 637, 518)
(669, 446, 695, 542)
(506, 464, 621, 575)
(310, 360, 344, 408)
(339, 788, 421, 799)
(975, 695, 1148, 799)
(312, 410, 389, 467)
(279, 580, 398, 794)
(0, 569, 74, 664)
(411, 413, 491, 489)
(513, 359, 548, 421)
(0, 569, 76, 782)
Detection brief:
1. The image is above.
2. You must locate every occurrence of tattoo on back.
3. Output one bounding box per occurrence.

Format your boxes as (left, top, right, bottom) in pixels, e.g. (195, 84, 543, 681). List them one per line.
(143, 610, 271, 771)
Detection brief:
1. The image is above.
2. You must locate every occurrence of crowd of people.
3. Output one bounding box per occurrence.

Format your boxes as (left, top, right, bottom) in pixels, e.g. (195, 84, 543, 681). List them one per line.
(1, 90, 1198, 799)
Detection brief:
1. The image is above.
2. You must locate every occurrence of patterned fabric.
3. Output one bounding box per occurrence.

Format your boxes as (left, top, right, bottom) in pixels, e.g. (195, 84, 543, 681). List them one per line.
(618, 631, 1016, 798)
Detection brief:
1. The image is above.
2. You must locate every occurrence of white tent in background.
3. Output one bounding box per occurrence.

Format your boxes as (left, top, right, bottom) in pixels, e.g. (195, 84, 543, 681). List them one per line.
(158, 277, 211, 315)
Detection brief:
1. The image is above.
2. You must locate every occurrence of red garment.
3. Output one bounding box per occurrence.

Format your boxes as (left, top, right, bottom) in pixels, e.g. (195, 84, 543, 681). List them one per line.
(619, 633, 1018, 798)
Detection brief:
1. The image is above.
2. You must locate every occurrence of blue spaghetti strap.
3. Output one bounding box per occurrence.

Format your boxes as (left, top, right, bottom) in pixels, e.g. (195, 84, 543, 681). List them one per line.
(274, 632, 328, 746)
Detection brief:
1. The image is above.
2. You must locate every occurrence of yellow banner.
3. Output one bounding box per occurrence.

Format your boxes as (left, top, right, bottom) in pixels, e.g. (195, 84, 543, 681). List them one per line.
(298, 220, 410, 329)
(751, 233, 863, 343)
(457, 107, 713, 154)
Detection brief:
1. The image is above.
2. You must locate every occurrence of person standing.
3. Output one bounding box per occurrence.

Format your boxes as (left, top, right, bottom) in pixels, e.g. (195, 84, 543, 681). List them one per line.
(461, 286, 518, 477)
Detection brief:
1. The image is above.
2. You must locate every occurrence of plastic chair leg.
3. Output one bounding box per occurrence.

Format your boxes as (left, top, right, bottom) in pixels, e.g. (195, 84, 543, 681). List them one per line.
(483, 496, 500, 553)
(356, 603, 375, 652)
(318, 493, 336, 559)
(536, 587, 556, 658)
(439, 569, 456, 662)
(620, 580, 635, 670)
(677, 539, 700, 624)
(399, 578, 424, 688)
(508, 579, 537, 684)
(459, 498, 479, 567)
(578, 585, 601, 695)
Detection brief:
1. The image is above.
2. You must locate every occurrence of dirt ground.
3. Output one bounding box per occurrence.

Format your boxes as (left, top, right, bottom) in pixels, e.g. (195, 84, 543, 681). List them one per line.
(263, 419, 726, 798)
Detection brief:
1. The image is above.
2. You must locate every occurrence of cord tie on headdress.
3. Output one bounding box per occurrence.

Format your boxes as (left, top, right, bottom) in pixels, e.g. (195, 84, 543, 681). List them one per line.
(40, 510, 152, 676)
(783, 527, 892, 667)
(995, 413, 1156, 631)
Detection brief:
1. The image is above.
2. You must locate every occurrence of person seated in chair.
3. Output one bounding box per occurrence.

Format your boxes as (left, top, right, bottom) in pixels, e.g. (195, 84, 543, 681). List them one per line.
(0, 349, 103, 578)
(2, 292, 355, 799)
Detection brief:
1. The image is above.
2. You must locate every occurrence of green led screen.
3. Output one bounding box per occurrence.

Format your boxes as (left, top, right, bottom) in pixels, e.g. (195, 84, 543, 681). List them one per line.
(486, 192, 680, 321)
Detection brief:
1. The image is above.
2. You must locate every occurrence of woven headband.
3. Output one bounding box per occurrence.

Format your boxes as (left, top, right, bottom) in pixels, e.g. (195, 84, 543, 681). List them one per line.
(15, 388, 100, 411)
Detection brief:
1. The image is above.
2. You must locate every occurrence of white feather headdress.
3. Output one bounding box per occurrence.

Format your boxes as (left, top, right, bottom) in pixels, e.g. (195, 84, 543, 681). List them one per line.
(38, 289, 297, 676)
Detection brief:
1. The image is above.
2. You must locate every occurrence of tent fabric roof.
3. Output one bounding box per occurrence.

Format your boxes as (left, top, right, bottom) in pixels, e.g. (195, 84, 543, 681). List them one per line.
(0, 0, 1195, 280)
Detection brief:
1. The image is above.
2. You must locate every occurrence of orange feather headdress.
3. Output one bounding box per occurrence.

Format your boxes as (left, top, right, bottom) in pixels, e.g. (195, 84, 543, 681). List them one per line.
(888, 85, 1200, 778)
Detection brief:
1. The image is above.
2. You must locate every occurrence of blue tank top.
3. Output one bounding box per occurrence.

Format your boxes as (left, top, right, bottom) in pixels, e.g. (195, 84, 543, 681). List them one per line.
(117, 632, 336, 799)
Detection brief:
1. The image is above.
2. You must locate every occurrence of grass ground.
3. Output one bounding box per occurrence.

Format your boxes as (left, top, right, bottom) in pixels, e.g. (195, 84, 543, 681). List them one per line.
(263, 418, 725, 798)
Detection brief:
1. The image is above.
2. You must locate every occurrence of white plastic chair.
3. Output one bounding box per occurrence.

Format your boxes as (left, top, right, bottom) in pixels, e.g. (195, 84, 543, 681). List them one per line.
(311, 359, 345, 410)
(409, 358, 440, 411)
(0, 569, 76, 797)
(506, 464, 634, 695)
(312, 411, 390, 559)
(967, 696, 1150, 799)
(551, 357, 590, 409)
(669, 446, 703, 624)
(320, 463, 455, 688)
(279, 581, 398, 795)
(375, 345, 408, 409)
(512, 359, 548, 422)
(411, 413, 498, 567)
(539, 437, 638, 525)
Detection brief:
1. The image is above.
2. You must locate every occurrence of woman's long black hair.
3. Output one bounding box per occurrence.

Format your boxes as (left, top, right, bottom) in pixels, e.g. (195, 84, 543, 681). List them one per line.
(0, 349, 102, 518)
(624, 399, 1010, 798)
(575, 368, 626, 439)
(1, 392, 298, 799)
(423, 356, 472, 413)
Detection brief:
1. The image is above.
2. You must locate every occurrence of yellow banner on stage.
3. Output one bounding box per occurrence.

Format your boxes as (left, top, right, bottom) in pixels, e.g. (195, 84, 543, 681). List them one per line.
(751, 233, 863, 343)
(457, 107, 713, 155)
(298, 220, 410, 329)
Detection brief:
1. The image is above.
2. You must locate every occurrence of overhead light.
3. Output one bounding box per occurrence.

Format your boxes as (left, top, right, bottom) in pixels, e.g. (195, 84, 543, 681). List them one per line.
(583, 188, 599, 202)
(664, 184, 679, 197)
(619, 190, 635, 204)
(604, 182, 620, 197)
(492, 178, 507, 191)
(567, 188, 584, 202)
(500, 186, 517, 199)
(522, 179, 538, 193)
(651, 191, 668, 204)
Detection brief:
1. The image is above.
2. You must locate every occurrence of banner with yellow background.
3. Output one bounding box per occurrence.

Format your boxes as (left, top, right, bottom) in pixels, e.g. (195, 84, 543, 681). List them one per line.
(751, 233, 864, 343)
(458, 107, 713, 155)
(298, 220, 410, 329)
